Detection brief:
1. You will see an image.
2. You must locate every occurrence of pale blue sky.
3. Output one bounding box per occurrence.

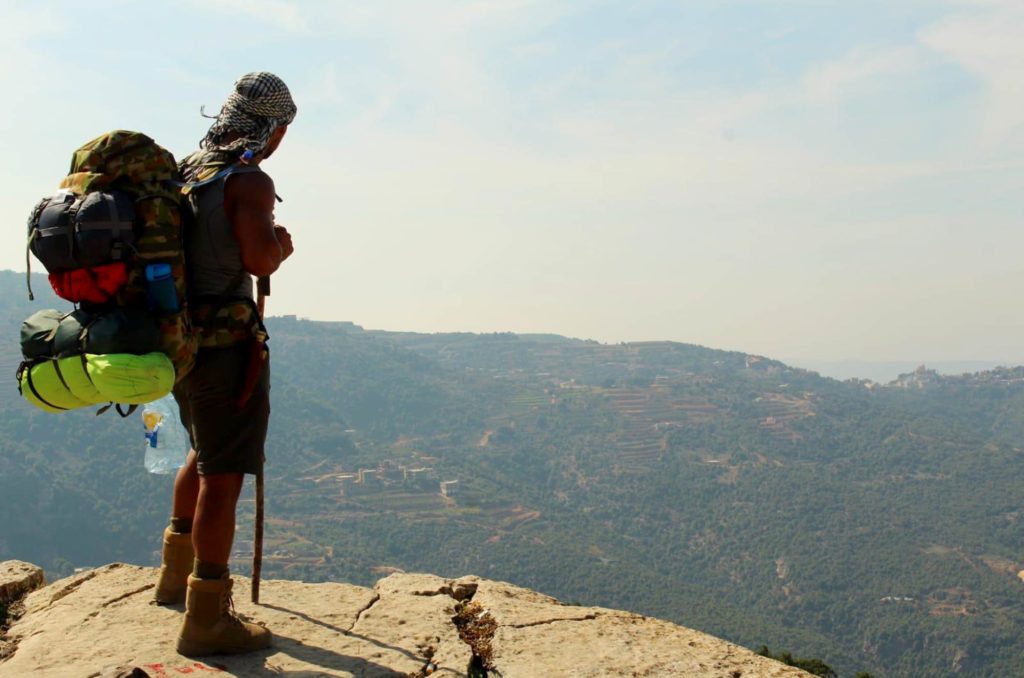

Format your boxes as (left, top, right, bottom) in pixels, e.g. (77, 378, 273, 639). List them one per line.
(2, 0, 1021, 365)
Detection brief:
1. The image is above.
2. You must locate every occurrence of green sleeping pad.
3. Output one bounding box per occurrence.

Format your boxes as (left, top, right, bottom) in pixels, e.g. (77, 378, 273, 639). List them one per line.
(20, 352, 174, 413)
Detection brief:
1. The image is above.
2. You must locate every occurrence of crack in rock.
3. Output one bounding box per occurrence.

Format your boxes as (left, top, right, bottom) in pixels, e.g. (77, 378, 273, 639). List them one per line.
(0, 598, 32, 662)
(100, 584, 154, 609)
(508, 613, 601, 629)
(48, 570, 100, 606)
(346, 593, 381, 632)
(412, 581, 478, 602)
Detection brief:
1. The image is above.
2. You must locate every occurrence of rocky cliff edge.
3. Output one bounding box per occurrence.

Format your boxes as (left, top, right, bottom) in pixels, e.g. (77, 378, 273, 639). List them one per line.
(0, 560, 811, 677)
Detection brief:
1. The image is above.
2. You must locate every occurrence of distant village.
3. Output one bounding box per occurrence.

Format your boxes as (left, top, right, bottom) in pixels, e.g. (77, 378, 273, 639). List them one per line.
(229, 460, 460, 570)
(298, 459, 459, 499)
(881, 365, 1024, 390)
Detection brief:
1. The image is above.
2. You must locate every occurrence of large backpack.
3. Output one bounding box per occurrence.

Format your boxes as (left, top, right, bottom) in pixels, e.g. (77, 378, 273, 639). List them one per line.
(20, 131, 199, 413)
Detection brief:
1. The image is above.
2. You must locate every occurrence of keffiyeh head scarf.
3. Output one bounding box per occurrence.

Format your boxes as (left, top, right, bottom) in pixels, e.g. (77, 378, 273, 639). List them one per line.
(180, 72, 297, 181)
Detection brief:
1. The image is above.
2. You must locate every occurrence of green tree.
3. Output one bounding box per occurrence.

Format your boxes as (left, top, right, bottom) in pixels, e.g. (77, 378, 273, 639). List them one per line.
(757, 645, 837, 678)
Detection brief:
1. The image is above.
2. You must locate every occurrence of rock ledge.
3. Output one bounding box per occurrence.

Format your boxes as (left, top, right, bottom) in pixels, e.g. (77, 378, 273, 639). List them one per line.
(0, 561, 810, 677)
(0, 560, 45, 606)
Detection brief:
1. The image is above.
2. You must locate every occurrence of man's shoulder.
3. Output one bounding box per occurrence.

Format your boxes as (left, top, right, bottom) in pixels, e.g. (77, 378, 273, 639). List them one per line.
(224, 167, 275, 203)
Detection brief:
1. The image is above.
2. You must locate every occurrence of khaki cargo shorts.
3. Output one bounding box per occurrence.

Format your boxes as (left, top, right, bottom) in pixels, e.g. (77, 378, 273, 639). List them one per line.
(173, 343, 270, 476)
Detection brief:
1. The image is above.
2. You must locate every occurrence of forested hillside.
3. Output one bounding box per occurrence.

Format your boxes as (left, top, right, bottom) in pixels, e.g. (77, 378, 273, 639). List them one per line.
(2, 271, 1023, 677)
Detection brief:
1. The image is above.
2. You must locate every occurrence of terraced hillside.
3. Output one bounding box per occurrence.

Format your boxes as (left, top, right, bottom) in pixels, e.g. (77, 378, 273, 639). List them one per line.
(3, 272, 1024, 676)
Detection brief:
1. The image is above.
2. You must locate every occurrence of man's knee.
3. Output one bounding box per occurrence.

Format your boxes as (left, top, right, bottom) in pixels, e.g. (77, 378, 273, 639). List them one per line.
(174, 451, 198, 481)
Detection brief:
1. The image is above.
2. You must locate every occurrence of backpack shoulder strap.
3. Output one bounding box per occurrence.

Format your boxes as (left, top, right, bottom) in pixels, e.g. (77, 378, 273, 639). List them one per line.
(172, 163, 265, 194)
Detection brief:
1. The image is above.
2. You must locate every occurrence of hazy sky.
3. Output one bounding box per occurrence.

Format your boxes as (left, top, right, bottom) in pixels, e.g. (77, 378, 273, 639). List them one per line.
(2, 0, 1021, 364)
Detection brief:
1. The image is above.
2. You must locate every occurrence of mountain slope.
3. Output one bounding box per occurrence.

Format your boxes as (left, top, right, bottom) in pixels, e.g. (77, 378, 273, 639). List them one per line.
(2, 271, 1023, 676)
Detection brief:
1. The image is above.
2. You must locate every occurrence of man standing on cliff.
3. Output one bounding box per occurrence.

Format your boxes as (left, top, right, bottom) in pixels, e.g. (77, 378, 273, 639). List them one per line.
(153, 72, 296, 656)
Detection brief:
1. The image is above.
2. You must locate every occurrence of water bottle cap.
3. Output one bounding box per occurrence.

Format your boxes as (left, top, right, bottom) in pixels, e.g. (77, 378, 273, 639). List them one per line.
(145, 263, 172, 281)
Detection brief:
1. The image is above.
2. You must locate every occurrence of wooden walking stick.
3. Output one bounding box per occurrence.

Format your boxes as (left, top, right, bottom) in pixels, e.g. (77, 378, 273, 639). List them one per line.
(252, 274, 270, 604)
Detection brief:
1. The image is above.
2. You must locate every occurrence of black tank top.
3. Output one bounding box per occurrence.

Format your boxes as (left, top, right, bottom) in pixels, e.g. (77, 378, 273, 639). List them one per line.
(186, 165, 263, 300)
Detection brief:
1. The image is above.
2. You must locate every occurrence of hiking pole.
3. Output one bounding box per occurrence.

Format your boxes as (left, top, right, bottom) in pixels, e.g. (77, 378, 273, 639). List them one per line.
(252, 274, 270, 604)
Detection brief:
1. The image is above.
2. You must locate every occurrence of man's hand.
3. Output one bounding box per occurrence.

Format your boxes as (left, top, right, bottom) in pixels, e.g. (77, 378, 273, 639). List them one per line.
(274, 225, 294, 261)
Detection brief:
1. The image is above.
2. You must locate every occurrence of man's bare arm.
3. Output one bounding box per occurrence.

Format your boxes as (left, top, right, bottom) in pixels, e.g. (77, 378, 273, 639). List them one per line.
(224, 172, 292, 278)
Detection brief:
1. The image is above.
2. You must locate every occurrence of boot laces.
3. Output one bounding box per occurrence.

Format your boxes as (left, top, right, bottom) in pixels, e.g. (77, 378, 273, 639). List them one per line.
(222, 588, 246, 629)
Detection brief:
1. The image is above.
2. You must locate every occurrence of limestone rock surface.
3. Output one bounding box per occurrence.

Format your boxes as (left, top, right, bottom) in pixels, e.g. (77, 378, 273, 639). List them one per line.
(0, 561, 811, 678)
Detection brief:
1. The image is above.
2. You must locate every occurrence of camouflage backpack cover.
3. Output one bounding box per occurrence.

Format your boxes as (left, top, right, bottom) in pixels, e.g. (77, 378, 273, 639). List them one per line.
(30, 130, 198, 381)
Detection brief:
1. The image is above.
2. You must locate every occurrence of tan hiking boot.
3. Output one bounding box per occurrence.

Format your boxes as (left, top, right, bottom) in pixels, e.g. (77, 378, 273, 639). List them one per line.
(154, 528, 193, 605)
(176, 574, 272, 656)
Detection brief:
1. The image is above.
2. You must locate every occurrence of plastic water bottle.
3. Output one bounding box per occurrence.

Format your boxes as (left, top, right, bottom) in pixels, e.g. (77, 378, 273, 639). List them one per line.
(142, 394, 190, 474)
(145, 263, 179, 313)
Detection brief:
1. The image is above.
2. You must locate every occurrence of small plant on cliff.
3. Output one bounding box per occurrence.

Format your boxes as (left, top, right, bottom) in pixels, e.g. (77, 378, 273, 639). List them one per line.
(756, 645, 837, 678)
(452, 601, 497, 677)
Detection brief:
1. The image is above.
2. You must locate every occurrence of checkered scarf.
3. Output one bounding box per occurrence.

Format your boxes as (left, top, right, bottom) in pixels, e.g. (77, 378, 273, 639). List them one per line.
(180, 72, 297, 181)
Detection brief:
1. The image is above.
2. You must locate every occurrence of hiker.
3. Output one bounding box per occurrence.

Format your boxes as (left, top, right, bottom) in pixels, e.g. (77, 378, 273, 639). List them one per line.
(153, 72, 296, 656)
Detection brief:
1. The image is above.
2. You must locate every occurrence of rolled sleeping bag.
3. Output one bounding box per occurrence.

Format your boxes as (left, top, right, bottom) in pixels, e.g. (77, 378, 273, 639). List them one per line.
(20, 352, 174, 413)
(20, 309, 65, 361)
(66, 308, 162, 355)
(21, 308, 161, 359)
(87, 352, 174, 402)
(29, 190, 136, 272)
(19, 357, 99, 411)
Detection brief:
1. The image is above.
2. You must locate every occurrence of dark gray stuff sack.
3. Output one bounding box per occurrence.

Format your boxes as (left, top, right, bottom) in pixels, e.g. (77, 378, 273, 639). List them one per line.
(21, 308, 161, 359)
